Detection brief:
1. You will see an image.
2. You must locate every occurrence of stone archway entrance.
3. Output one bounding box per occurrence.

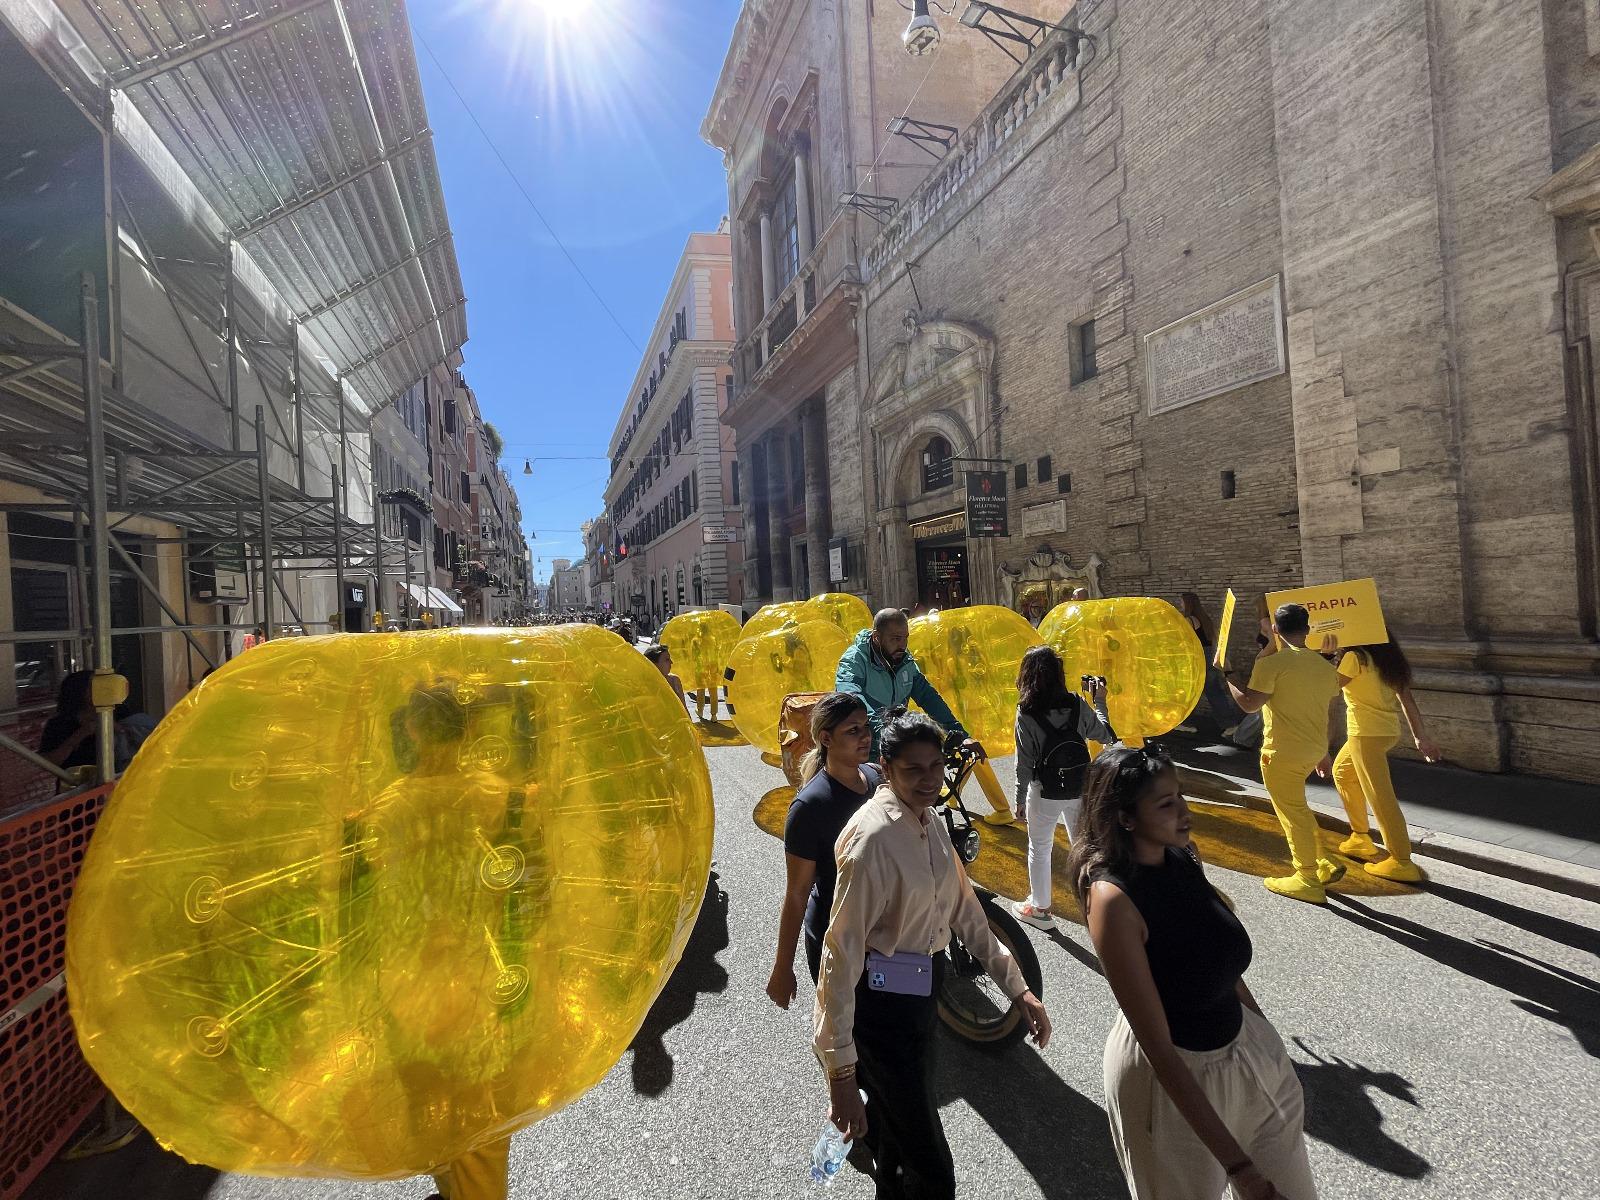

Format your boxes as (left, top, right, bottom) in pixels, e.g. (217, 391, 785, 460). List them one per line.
(867, 320, 1001, 607)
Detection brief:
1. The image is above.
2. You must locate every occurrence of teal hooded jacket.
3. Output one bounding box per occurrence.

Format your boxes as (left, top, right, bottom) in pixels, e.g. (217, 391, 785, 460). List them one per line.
(833, 628, 966, 755)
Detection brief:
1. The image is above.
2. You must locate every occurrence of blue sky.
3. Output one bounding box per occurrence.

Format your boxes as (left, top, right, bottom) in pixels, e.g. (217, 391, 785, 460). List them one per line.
(411, 0, 743, 584)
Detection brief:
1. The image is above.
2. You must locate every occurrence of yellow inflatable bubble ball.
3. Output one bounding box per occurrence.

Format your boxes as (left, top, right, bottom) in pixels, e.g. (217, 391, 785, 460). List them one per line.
(66, 626, 713, 1179)
(908, 606, 1043, 756)
(1039, 597, 1205, 742)
(806, 592, 873, 638)
(725, 619, 852, 754)
(658, 609, 741, 690)
(739, 601, 810, 642)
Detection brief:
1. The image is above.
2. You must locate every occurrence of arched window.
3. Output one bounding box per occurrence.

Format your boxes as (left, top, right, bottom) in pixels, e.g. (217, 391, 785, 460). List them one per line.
(921, 435, 954, 493)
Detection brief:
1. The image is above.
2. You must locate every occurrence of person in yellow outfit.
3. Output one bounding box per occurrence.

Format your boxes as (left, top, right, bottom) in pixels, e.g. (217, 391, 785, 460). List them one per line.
(1331, 638, 1440, 884)
(1225, 604, 1344, 905)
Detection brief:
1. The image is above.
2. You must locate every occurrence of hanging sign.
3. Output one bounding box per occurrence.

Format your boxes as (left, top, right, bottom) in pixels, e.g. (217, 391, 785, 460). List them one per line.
(964, 470, 1009, 538)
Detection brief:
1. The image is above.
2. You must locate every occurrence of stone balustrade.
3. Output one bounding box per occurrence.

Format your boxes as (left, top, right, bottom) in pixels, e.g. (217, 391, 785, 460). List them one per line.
(865, 27, 1085, 281)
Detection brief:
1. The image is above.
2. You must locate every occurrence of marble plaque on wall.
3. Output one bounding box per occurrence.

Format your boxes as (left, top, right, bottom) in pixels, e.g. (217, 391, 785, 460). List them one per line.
(1144, 276, 1286, 415)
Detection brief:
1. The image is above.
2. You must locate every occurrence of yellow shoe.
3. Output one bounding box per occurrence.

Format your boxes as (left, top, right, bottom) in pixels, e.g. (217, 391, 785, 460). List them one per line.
(1315, 858, 1347, 885)
(982, 808, 1017, 826)
(1339, 832, 1379, 860)
(1264, 874, 1327, 904)
(1365, 856, 1423, 884)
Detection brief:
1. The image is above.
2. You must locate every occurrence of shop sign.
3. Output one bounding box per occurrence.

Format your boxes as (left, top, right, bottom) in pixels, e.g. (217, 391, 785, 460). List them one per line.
(702, 525, 740, 544)
(965, 470, 1009, 538)
(911, 510, 966, 542)
(344, 583, 367, 606)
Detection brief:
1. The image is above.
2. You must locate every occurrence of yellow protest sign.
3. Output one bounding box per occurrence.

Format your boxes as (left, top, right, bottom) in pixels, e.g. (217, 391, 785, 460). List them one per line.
(1266, 577, 1388, 649)
(1214, 589, 1237, 668)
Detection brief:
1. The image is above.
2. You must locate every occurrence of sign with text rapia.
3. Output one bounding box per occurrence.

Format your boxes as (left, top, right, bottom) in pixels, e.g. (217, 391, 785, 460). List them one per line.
(964, 470, 1009, 538)
(1266, 577, 1388, 650)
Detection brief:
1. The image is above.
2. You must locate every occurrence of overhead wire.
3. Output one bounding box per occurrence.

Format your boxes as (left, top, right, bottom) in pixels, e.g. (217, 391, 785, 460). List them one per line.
(413, 31, 643, 355)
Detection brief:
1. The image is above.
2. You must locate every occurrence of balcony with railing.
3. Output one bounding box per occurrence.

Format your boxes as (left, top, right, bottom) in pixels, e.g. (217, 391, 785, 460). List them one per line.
(734, 210, 860, 395)
(864, 26, 1087, 285)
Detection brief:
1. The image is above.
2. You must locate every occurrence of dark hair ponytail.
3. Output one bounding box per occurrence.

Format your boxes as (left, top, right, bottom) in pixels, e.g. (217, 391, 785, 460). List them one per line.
(799, 692, 870, 783)
(1350, 637, 1413, 692)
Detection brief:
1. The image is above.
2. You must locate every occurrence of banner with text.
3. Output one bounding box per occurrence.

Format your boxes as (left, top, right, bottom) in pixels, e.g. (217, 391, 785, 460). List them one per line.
(1266, 577, 1388, 650)
(964, 470, 1009, 538)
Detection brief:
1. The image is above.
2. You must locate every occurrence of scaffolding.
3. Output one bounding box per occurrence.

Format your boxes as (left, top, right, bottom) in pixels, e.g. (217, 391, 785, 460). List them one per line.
(0, 0, 470, 796)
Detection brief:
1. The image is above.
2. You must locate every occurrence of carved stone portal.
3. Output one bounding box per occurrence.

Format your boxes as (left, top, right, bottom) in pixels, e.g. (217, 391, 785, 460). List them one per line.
(998, 547, 1106, 625)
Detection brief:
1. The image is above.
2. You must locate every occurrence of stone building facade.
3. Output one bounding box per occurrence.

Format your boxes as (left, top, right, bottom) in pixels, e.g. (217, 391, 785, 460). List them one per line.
(703, 0, 1070, 606)
(707, 0, 1600, 782)
(604, 231, 744, 627)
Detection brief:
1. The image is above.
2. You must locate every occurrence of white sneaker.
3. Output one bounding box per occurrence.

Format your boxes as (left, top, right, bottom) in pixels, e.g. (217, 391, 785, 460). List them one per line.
(1011, 901, 1055, 930)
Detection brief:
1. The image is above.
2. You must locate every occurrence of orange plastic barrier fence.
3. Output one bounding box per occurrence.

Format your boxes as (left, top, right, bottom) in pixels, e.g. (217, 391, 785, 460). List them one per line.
(0, 784, 112, 1200)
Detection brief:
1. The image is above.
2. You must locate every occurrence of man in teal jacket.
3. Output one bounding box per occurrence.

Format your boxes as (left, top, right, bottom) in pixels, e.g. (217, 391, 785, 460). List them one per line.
(834, 608, 978, 758)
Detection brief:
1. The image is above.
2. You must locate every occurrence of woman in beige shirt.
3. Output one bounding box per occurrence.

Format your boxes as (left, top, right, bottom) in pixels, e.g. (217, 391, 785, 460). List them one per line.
(814, 711, 1051, 1198)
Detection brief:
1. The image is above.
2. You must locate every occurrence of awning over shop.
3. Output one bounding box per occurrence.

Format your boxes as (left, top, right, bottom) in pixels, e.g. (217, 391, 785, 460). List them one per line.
(427, 588, 463, 614)
(404, 583, 432, 608)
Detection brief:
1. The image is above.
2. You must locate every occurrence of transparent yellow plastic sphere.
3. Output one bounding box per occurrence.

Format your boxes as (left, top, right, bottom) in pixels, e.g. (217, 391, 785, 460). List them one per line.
(1040, 597, 1205, 742)
(907, 606, 1043, 756)
(725, 619, 852, 754)
(658, 609, 741, 689)
(807, 593, 872, 638)
(66, 626, 713, 1179)
(740, 601, 810, 642)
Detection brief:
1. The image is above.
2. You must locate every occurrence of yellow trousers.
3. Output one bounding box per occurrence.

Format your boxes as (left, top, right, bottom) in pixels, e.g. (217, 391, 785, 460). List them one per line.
(1259, 751, 1324, 885)
(432, 1137, 511, 1200)
(1332, 735, 1413, 863)
(972, 758, 1014, 819)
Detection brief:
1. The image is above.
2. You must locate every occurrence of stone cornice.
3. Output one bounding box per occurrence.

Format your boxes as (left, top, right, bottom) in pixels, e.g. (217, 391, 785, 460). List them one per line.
(702, 0, 787, 151)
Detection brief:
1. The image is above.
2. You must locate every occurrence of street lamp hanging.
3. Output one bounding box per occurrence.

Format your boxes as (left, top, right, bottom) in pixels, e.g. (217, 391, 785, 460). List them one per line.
(903, 0, 941, 55)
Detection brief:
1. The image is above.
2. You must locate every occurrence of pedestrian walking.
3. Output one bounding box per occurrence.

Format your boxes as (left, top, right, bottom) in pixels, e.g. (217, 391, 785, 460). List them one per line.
(1330, 638, 1439, 883)
(768, 693, 882, 1004)
(815, 711, 1050, 1200)
(1176, 592, 1241, 736)
(1072, 744, 1318, 1200)
(644, 643, 687, 708)
(1224, 604, 1344, 904)
(1010, 645, 1115, 930)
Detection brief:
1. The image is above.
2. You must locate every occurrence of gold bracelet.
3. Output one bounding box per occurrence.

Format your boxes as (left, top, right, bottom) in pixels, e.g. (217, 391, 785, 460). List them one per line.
(826, 1063, 856, 1082)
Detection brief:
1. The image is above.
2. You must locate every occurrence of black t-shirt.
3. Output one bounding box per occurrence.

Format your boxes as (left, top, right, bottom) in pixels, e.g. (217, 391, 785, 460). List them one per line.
(1093, 847, 1253, 1051)
(784, 763, 883, 943)
(39, 713, 96, 770)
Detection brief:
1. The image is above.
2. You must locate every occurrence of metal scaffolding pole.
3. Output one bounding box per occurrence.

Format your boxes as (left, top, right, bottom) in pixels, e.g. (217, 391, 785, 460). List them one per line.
(255, 406, 276, 637)
(226, 239, 241, 451)
(81, 275, 116, 784)
(332, 468, 346, 632)
(108, 539, 218, 673)
(291, 318, 306, 492)
(371, 449, 384, 625)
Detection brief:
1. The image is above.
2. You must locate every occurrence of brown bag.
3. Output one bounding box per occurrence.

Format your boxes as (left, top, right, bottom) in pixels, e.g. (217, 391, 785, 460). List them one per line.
(778, 692, 830, 788)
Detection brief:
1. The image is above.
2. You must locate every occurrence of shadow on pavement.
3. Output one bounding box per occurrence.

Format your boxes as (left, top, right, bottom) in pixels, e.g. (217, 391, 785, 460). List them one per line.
(626, 871, 730, 1096)
(1328, 895, 1600, 1058)
(1289, 1037, 1430, 1179)
(23, 1125, 219, 1200)
(1423, 879, 1600, 958)
(694, 719, 747, 748)
(935, 1032, 1126, 1198)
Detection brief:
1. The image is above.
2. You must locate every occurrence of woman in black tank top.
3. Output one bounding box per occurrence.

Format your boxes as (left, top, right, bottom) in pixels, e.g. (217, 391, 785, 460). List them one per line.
(1067, 746, 1318, 1200)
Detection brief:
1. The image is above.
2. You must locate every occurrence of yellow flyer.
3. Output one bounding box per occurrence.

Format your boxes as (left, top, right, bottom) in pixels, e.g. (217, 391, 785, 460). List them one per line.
(1266, 577, 1388, 649)
(1214, 589, 1236, 668)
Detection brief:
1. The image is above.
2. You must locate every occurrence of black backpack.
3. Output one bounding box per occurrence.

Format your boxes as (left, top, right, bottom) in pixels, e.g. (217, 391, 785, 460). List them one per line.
(1032, 699, 1091, 800)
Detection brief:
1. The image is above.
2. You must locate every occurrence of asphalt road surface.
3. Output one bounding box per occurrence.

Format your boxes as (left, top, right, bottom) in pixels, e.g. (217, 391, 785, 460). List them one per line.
(32, 734, 1600, 1199)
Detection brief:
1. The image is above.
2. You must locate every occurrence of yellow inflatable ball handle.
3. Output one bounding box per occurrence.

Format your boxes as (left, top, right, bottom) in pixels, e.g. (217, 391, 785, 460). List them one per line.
(907, 605, 1043, 757)
(1039, 597, 1204, 742)
(725, 619, 852, 755)
(66, 626, 713, 1179)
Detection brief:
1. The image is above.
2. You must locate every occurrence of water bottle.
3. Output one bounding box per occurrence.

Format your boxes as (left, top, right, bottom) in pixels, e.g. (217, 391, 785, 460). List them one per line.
(808, 1091, 864, 1184)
